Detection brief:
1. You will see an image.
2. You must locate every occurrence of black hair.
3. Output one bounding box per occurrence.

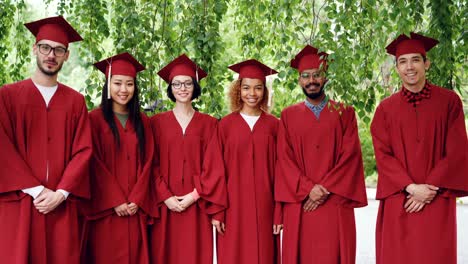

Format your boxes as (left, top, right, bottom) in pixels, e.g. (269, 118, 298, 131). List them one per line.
(166, 77, 202, 102)
(100, 79, 146, 161)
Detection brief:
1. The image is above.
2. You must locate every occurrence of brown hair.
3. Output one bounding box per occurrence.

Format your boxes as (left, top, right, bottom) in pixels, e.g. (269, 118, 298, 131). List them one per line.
(228, 79, 270, 113)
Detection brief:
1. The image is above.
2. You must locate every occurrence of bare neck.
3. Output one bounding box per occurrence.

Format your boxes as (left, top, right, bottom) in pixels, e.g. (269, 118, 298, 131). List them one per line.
(173, 101, 194, 116)
(240, 105, 262, 116)
(112, 103, 129, 114)
(31, 69, 58, 87)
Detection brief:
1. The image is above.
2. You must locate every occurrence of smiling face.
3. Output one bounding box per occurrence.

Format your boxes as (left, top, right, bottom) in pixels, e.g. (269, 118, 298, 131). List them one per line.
(110, 74, 135, 113)
(33, 39, 69, 77)
(396, 53, 430, 92)
(240, 78, 265, 112)
(299, 68, 326, 100)
(171, 75, 194, 104)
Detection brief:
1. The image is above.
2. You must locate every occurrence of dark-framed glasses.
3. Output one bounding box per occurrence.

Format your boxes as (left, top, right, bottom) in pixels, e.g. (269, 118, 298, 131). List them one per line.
(37, 44, 68, 57)
(300, 71, 324, 80)
(171, 81, 194, 89)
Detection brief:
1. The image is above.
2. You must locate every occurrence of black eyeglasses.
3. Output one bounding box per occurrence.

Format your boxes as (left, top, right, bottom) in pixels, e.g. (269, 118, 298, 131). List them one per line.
(300, 71, 324, 80)
(171, 81, 194, 90)
(37, 44, 68, 57)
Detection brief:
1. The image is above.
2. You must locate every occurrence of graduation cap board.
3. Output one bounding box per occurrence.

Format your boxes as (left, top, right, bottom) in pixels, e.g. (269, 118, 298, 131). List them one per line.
(94, 52, 145, 99)
(158, 54, 207, 84)
(228, 59, 278, 83)
(290, 45, 328, 72)
(24, 16, 83, 47)
(385, 32, 439, 59)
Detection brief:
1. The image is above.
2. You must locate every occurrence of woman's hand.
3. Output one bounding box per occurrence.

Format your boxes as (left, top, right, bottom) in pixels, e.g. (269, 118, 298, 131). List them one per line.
(212, 218, 226, 235)
(175, 193, 196, 210)
(127, 202, 139, 215)
(164, 196, 184, 212)
(273, 224, 283, 235)
(114, 203, 130, 216)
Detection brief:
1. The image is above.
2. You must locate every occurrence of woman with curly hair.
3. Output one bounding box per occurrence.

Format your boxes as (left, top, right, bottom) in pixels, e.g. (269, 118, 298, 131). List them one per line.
(213, 59, 282, 264)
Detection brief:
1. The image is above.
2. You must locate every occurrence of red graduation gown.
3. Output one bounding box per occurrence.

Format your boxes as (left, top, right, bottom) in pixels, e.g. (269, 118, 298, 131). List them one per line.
(215, 112, 282, 264)
(85, 109, 156, 263)
(150, 111, 227, 264)
(0, 79, 92, 264)
(371, 84, 468, 264)
(275, 100, 367, 264)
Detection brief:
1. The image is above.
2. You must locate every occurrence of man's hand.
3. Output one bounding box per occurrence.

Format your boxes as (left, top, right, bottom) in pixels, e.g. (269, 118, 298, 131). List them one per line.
(405, 184, 438, 203)
(303, 198, 321, 212)
(308, 184, 329, 204)
(164, 196, 184, 212)
(212, 218, 226, 235)
(404, 196, 426, 213)
(33, 190, 65, 214)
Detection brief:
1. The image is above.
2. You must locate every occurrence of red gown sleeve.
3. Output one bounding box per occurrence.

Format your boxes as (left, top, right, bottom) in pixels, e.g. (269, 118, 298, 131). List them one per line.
(371, 104, 414, 199)
(128, 115, 159, 217)
(273, 202, 283, 225)
(195, 121, 228, 216)
(87, 113, 127, 216)
(426, 94, 468, 197)
(0, 87, 40, 196)
(151, 117, 173, 205)
(56, 99, 92, 199)
(275, 110, 315, 203)
(320, 107, 367, 207)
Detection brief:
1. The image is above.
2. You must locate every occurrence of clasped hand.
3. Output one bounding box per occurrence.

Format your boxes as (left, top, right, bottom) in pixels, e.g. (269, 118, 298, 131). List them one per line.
(33, 188, 65, 214)
(404, 183, 439, 213)
(164, 192, 196, 213)
(114, 202, 139, 216)
(303, 184, 330, 212)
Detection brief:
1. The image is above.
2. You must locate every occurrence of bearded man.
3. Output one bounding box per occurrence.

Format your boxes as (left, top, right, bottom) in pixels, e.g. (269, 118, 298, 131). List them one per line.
(0, 16, 91, 264)
(275, 45, 367, 264)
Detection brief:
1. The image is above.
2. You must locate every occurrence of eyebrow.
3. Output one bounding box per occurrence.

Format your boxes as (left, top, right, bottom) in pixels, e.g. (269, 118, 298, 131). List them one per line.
(113, 79, 134, 82)
(398, 56, 422, 61)
(37, 42, 66, 48)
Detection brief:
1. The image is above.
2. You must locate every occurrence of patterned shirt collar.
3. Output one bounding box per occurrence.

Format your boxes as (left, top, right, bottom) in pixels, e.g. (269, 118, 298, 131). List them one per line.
(401, 81, 432, 107)
(305, 96, 328, 119)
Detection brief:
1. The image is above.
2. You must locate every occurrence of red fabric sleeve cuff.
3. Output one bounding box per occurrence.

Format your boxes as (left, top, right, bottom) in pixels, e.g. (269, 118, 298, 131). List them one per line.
(212, 211, 225, 223)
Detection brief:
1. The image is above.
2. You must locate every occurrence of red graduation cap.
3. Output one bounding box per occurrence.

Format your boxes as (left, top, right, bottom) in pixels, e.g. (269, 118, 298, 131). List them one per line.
(24, 16, 83, 48)
(290, 45, 328, 72)
(94, 52, 145, 79)
(94, 52, 145, 99)
(228, 59, 277, 83)
(386, 32, 439, 58)
(158, 54, 207, 83)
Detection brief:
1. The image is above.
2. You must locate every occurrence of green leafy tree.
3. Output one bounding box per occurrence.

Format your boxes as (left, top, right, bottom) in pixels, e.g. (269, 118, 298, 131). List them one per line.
(1, 0, 466, 178)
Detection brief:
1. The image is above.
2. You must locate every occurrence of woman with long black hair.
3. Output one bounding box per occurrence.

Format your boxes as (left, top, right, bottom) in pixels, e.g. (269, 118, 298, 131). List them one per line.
(85, 52, 156, 263)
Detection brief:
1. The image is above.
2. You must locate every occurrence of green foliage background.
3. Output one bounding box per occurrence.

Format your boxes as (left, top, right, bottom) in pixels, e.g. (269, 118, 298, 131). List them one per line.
(1, 0, 467, 181)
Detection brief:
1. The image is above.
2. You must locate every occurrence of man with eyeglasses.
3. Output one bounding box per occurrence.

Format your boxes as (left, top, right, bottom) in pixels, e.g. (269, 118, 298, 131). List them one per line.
(0, 16, 91, 263)
(371, 33, 468, 264)
(275, 45, 367, 264)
